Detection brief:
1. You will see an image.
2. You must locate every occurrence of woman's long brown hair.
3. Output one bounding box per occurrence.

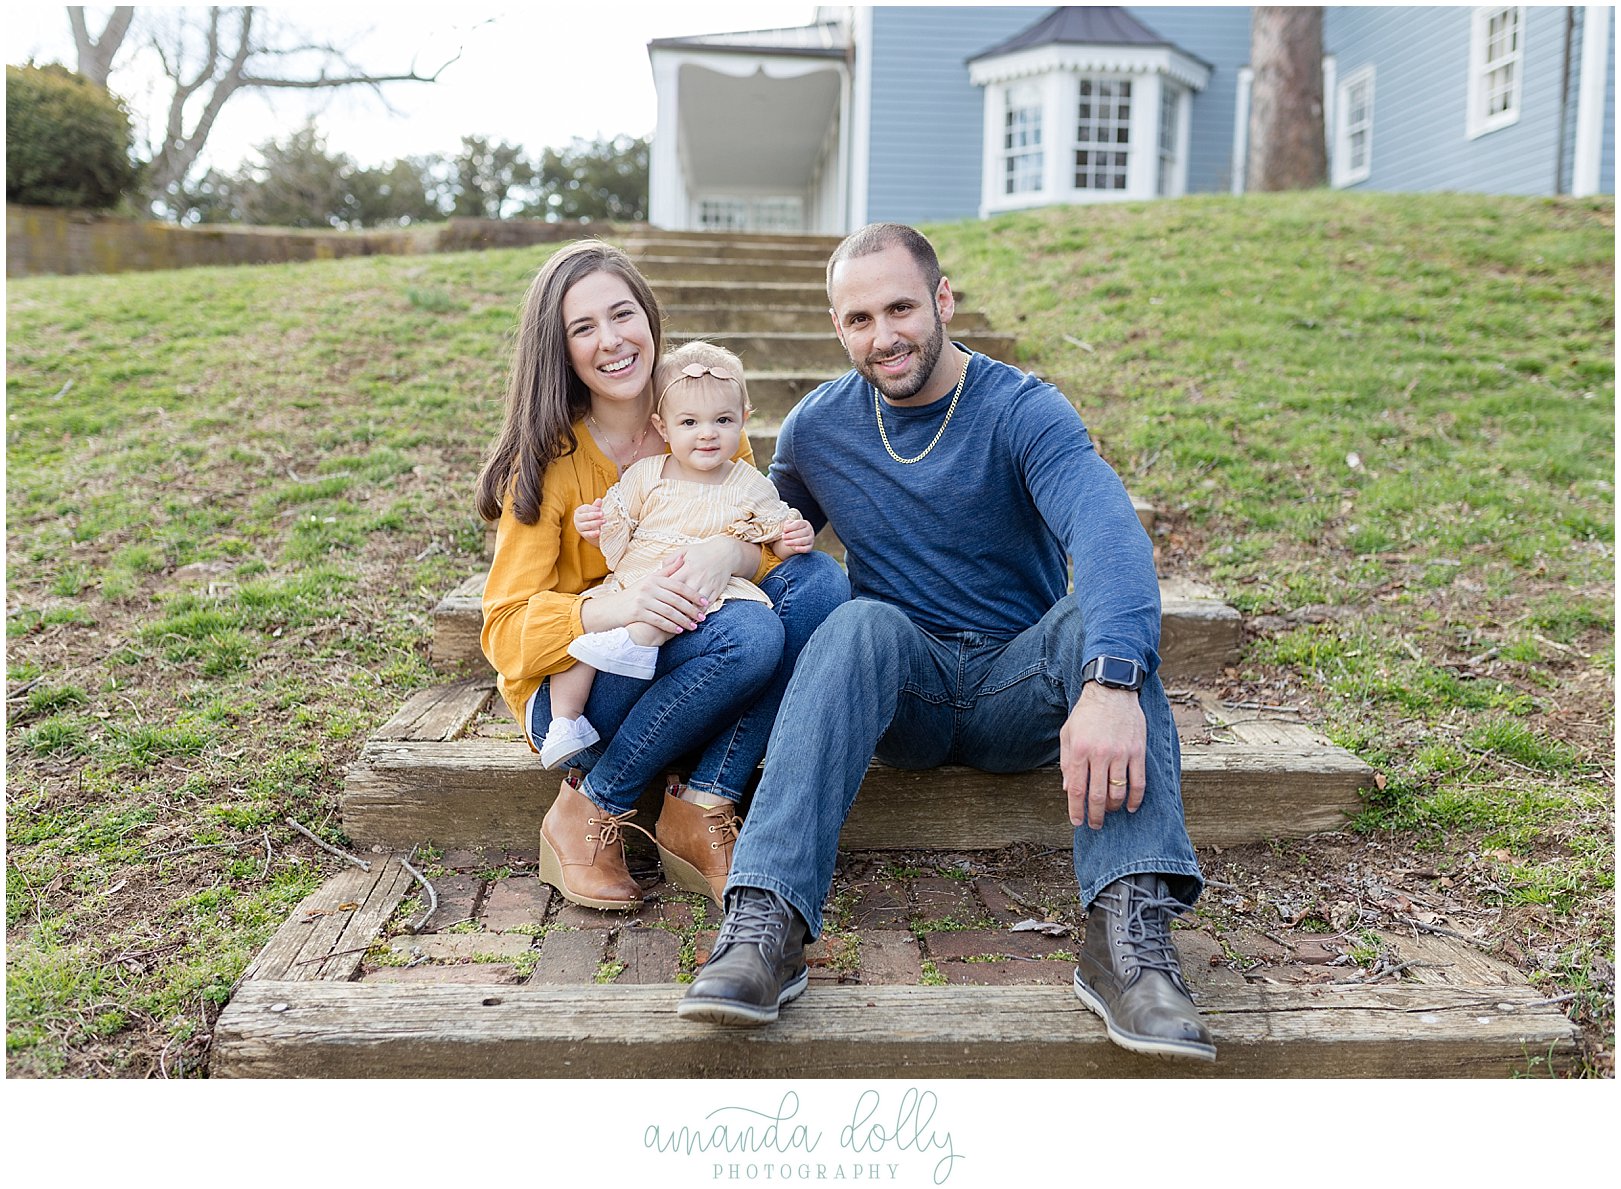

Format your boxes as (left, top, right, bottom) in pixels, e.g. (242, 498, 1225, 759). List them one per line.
(474, 240, 665, 525)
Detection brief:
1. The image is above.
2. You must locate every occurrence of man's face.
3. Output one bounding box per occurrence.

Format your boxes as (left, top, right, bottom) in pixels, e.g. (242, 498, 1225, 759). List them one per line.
(828, 246, 954, 402)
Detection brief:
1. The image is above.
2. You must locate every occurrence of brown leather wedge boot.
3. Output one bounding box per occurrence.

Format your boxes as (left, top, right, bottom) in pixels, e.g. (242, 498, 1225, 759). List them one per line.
(654, 785, 741, 905)
(537, 772, 646, 910)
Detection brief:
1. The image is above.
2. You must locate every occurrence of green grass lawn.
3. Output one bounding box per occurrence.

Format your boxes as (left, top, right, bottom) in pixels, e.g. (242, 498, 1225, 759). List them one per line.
(6, 190, 1614, 1075)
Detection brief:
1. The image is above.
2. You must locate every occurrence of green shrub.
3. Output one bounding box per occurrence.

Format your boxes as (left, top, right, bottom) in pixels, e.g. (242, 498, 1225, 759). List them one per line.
(6, 64, 138, 209)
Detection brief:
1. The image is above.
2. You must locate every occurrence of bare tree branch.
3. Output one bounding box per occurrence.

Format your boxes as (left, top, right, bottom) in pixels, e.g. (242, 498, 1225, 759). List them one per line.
(68, 5, 458, 212)
(68, 6, 134, 87)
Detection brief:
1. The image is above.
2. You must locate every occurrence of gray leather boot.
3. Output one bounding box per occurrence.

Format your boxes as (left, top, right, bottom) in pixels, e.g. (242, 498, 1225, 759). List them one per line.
(1073, 873, 1216, 1061)
(678, 886, 809, 1026)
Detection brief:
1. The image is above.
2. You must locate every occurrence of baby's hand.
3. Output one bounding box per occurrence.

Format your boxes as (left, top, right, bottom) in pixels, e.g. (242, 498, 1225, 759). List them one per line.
(574, 499, 604, 542)
(773, 518, 815, 557)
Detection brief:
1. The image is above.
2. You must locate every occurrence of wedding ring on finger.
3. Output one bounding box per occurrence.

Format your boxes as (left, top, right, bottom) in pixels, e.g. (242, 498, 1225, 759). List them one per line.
(1108, 778, 1128, 786)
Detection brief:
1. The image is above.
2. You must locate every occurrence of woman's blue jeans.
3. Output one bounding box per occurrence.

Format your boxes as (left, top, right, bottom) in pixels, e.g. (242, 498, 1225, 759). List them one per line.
(529, 551, 849, 813)
(728, 595, 1204, 938)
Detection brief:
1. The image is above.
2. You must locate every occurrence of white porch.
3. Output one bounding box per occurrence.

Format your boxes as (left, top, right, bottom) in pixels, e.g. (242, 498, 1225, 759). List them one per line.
(648, 23, 851, 234)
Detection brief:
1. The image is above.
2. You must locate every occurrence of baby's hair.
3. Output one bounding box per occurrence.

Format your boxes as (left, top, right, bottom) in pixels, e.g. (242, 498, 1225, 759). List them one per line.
(654, 340, 752, 418)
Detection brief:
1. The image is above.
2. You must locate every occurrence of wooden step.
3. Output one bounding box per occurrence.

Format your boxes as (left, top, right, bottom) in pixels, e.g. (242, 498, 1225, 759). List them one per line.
(663, 305, 995, 334)
(431, 574, 1238, 680)
(210, 862, 1579, 1078)
(667, 329, 1020, 370)
(624, 238, 842, 263)
(644, 280, 839, 307)
(634, 255, 829, 284)
(213, 979, 1581, 1078)
(339, 681, 1371, 853)
(630, 229, 846, 248)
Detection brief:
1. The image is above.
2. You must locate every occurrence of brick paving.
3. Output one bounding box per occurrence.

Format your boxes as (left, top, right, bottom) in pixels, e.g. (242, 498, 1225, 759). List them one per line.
(349, 844, 1381, 995)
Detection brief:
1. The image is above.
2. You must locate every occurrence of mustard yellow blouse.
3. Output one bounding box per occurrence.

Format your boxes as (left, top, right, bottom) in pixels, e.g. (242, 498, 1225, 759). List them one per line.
(481, 420, 779, 737)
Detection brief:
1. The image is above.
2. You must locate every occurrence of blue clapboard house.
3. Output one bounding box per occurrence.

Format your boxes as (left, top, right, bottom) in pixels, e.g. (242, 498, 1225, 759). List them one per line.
(646, 5, 1615, 232)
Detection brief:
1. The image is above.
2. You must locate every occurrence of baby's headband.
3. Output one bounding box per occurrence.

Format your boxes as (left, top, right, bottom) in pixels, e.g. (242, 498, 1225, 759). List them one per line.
(656, 362, 744, 411)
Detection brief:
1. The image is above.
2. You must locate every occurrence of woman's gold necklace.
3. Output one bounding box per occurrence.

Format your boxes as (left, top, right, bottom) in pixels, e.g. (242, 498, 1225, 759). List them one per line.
(589, 411, 652, 471)
(874, 349, 970, 465)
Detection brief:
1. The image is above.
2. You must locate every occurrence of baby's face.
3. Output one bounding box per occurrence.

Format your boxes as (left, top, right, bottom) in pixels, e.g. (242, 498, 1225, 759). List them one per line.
(657, 384, 745, 474)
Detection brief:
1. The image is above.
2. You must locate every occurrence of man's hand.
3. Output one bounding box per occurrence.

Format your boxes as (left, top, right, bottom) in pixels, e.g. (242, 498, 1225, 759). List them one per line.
(1060, 683, 1147, 829)
(573, 498, 604, 542)
(772, 518, 815, 558)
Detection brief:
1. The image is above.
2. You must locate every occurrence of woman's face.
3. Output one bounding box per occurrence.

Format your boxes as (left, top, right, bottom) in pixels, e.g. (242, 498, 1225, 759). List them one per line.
(561, 269, 655, 406)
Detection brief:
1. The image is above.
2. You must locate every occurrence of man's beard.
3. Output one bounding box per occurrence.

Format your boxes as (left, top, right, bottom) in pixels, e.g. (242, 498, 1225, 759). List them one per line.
(856, 308, 945, 401)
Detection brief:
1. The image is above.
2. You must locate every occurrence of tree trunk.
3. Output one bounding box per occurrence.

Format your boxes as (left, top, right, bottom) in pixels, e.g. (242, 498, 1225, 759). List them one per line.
(1247, 6, 1327, 191)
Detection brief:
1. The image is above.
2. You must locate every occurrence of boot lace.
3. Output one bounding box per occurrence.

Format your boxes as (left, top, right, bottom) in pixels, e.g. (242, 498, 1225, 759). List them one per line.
(704, 806, 742, 850)
(586, 808, 652, 853)
(1097, 879, 1190, 993)
(713, 889, 790, 955)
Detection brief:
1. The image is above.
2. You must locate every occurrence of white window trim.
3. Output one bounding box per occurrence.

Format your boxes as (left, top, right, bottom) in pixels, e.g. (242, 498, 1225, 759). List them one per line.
(1467, 5, 1526, 139)
(1001, 83, 1046, 197)
(1072, 74, 1142, 198)
(1332, 65, 1375, 187)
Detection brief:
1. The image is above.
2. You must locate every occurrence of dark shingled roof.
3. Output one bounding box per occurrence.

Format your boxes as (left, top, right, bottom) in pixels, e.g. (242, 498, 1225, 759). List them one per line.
(969, 6, 1189, 64)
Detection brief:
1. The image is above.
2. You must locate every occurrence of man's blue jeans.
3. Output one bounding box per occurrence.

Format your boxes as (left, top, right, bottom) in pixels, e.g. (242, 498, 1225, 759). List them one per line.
(729, 595, 1203, 937)
(530, 551, 849, 813)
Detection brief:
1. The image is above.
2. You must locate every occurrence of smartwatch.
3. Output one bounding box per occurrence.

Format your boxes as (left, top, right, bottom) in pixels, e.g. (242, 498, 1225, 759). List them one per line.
(1080, 655, 1145, 691)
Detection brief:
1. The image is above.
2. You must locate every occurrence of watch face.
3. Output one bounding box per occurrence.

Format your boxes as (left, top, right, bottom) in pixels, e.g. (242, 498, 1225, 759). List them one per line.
(1098, 657, 1141, 688)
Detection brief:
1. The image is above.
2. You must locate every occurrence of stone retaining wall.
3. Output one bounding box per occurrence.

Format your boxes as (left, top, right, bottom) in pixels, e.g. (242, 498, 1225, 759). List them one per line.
(6, 206, 637, 278)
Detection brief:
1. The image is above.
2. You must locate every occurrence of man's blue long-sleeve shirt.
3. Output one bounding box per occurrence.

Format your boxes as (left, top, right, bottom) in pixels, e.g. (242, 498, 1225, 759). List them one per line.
(767, 347, 1162, 673)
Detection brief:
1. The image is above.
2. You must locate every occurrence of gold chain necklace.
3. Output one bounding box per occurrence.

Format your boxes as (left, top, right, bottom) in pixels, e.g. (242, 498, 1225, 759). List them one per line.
(873, 349, 970, 465)
(588, 411, 651, 471)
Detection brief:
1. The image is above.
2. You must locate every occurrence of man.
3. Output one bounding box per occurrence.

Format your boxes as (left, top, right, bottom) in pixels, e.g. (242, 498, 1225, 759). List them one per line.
(678, 223, 1213, 1061)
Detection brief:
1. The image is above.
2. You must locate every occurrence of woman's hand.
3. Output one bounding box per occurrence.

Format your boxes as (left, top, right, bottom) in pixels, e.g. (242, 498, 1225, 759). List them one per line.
(667, 536, 757, 607)
(580, 555, 708, 637)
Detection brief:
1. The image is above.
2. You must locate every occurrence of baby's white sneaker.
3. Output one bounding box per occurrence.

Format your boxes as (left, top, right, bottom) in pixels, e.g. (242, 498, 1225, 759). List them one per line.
(568, 628, 659, 680)
(539, 714, 600, 770)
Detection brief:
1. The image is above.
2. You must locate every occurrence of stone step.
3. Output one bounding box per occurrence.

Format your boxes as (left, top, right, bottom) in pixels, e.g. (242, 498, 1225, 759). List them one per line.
(339, 681, 1371, 854)
(663, 305, 996, 334)
(666, 329, 1020, 371)
(210, 862, 1580, 1078)
(431, 574, 1238, 681)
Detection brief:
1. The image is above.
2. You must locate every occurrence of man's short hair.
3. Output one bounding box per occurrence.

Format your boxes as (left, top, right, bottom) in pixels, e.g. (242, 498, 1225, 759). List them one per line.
(825, 222, 943, 303)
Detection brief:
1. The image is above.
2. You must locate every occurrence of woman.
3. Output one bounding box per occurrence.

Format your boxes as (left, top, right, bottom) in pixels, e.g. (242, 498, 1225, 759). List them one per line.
(475, 240, 847, 911)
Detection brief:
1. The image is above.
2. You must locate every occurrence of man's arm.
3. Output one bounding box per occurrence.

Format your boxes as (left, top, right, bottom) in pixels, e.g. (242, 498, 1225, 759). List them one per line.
(1014, 383, 1162, 828)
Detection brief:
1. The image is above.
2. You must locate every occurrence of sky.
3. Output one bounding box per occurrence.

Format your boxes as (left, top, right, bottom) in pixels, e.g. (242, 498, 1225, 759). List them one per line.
(4, 2, 821, 173)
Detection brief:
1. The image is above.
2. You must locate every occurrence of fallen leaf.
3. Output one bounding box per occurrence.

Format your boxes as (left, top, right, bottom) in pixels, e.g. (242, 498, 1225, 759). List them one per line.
(1010, 918, 1069, 937)
(338, 902, 360, 911)
(1374, 772, 1388, 790)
